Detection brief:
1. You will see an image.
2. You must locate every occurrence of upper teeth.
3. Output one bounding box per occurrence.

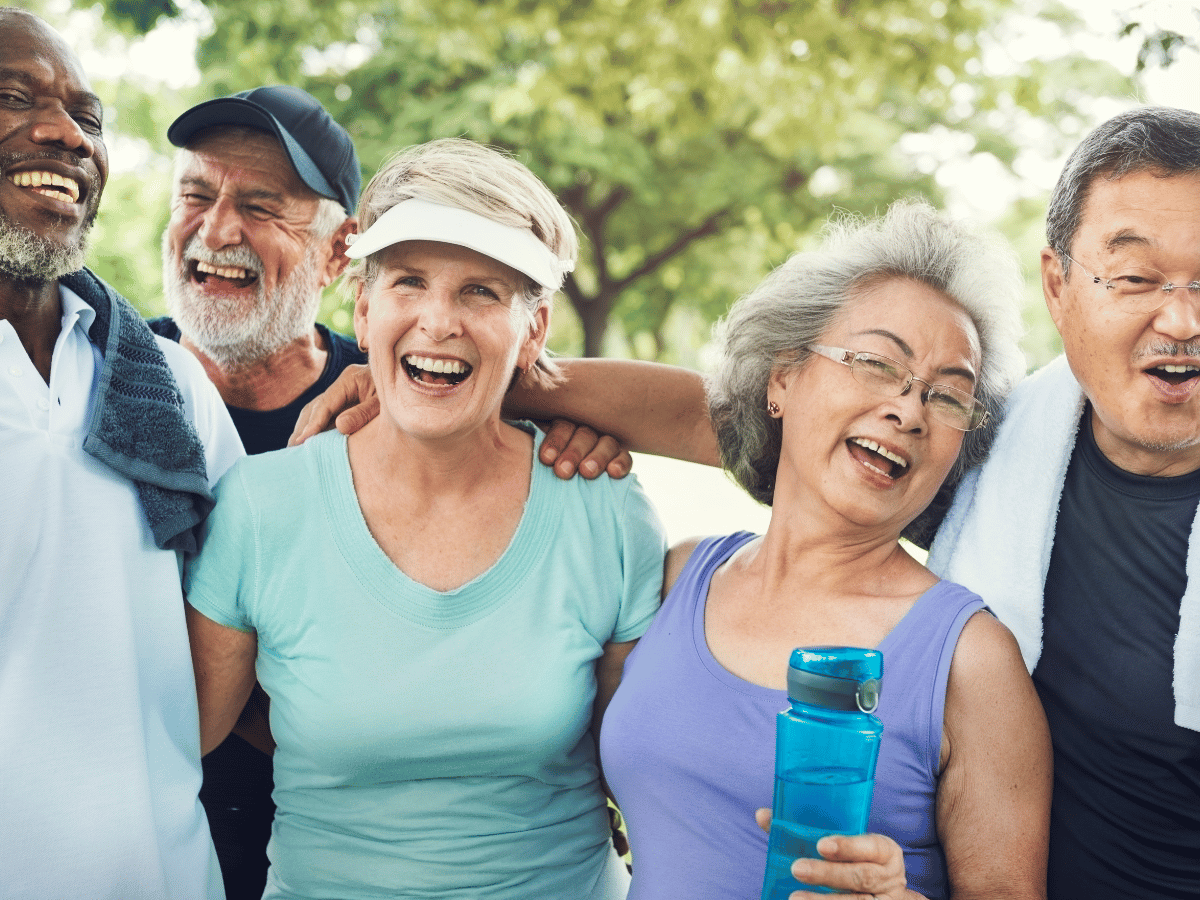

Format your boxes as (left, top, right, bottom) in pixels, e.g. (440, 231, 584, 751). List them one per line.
(851, 438, 908, 468)
(196, 261, 252, 280)
(1161, 365, 1199, 373)
(8, 170, 81, 203)
(407, 355, 468, 375)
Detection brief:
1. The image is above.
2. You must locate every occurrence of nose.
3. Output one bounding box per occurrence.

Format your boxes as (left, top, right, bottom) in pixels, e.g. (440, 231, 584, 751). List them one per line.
(884, 379, 929, 434)
(419, 287, 464, 342)
(28, 102, 97, 159)
(198, 196, 245, 250)
(1151, 285, 1200, 344)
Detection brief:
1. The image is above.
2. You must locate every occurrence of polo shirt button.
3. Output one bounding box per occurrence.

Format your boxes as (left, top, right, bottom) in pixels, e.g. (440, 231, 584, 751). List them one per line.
(38, 398, 50, 411)
(8, 365, 22, 377)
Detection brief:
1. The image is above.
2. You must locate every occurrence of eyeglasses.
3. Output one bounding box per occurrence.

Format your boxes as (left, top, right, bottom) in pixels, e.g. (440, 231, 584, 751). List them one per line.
(1064, 253, 1200, 313)
(807, 344, 988, 432)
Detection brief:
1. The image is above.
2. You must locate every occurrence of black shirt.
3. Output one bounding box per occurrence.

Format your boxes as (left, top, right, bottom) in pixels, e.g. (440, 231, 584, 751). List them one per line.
(1038, 413, 1200, 899)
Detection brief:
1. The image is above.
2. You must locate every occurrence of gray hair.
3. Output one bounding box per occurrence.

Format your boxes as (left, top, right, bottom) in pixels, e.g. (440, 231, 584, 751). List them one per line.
(1047, 106, 1200, 275)
(707, 199, 1026, 546)
(346, 138, 578, 388)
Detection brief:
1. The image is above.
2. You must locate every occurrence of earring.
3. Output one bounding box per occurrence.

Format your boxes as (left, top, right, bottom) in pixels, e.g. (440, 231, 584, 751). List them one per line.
(767, 401, 780, 416)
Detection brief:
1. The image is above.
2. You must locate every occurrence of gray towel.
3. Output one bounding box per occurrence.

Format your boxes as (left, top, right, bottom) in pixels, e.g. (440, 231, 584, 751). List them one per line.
(62, 269, 214, 555)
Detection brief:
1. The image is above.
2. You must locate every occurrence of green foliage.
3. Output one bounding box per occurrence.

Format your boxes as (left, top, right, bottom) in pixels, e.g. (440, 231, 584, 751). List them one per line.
(102, 0, 181, 36)
(64, 0, 1143, 358)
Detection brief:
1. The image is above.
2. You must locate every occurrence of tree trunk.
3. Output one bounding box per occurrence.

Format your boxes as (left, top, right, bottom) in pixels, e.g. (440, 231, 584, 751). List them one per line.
(570, 291, 615, 358)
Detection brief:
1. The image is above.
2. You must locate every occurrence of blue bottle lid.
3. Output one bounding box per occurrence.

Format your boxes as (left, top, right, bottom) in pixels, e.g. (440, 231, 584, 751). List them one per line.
(787, 646, 883, 714)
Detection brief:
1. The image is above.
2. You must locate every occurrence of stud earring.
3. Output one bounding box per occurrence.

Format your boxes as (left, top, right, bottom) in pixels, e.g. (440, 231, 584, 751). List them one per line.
(767, 401, 780, 416)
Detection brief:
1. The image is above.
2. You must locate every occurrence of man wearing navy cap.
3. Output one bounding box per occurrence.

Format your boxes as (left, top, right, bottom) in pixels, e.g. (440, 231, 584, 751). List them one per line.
(147, 87, 367, 900)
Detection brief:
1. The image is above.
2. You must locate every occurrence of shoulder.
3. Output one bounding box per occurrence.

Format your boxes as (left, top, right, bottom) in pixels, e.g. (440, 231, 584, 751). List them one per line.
(946, 607, 1028, 694)
(664, 537, 704, 595)
(146, 316, 182, 342)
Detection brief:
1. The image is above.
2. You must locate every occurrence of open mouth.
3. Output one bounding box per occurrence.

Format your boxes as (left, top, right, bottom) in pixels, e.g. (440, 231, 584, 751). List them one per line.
(404, 354, 472, 387)
(848, 437, 910, 480)
(1147, 363, 1200, 386)
(189, 260, 259, 290)
(8, 170, 82, 204)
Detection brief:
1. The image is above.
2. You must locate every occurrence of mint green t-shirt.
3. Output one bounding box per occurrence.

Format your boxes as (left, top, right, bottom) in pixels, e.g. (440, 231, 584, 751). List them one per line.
(186, 426, 665, 899)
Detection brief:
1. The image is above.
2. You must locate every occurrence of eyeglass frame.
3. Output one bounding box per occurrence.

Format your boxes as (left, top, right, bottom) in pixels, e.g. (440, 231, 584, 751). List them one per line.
(1062, 252, 1200, 312)
(805, 344, 989, 432)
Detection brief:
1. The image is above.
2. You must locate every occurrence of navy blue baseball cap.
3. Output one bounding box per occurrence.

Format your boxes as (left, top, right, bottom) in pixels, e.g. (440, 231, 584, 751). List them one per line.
(167, 85, 361, 216)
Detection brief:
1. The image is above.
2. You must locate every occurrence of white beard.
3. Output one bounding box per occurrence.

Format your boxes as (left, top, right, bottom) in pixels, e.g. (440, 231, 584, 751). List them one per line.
(163, 232, 326, 370)
(0, 208, 89, 282)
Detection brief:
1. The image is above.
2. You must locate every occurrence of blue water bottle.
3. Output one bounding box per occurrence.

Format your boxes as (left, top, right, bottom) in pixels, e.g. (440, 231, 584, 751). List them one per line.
(760, 647, 884, 899)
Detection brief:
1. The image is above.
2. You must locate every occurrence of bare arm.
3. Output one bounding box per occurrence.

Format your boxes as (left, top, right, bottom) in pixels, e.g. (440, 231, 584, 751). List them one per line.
(506, 359, 720, 466)
(185, 603, 259, 756)
(936, 611, 1053, 899)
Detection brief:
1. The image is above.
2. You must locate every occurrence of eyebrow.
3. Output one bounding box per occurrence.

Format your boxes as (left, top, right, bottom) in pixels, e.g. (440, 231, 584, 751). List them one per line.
(852, 328, 977, 382)
(1104, 229, 1154, 253)
(177, 175, 287, 205)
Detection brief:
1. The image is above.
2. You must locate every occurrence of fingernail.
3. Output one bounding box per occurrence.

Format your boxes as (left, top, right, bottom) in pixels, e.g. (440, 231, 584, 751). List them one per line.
(790, 858, 812, 879)
(543, 446, 558, 462)
(582, 460, 599, 476)
(557, 460, 575, 477)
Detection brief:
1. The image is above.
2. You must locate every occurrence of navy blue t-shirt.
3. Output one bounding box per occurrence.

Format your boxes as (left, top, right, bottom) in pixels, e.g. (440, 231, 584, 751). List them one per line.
(148, 318, 367, 454)
(1037, 413, 1200, 899)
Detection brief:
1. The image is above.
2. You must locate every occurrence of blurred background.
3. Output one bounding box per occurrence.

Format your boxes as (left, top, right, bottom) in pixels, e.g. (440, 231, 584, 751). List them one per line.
(33, 0, 1200, 541)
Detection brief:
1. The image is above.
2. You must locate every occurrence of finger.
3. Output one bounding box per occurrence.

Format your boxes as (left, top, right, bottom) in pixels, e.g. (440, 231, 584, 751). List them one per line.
(578, 434, 624, 480)
(788, 833, 906, 897)
(606, 449, 634, 479)
(289, 397, 331, 446)
(335, 395, 381, 436)
(552, 421, 604, 480)
(538, 419, 577, 472)
(815, 833, 896, 865)
(287, 364, 370, 446)
(755, 808, 773, 834)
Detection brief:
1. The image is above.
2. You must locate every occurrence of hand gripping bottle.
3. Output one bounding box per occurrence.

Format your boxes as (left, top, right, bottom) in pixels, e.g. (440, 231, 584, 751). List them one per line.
(760, 647, 884, 899)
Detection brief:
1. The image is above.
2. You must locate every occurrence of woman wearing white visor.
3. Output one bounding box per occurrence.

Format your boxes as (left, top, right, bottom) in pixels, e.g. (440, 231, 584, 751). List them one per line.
(185, 139, 665, 900)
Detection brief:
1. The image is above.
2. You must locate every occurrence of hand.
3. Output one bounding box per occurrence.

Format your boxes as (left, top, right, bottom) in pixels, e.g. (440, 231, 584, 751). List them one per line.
(539, 419, 633, 480)
(755, 809, 915, 900)
(288, 364, 378, 446)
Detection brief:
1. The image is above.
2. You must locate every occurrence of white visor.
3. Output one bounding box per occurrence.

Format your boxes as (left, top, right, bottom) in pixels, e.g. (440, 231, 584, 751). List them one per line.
(345, 197, 573, 291)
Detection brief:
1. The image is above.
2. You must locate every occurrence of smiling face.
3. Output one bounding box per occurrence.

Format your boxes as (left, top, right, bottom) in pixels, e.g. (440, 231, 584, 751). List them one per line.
(766, 278, 980, 536)
(0, 11, 107, 282)
(353, 239, 549, 444)
(163, 127, 347, 367)
(1044, 169, 1200, 477)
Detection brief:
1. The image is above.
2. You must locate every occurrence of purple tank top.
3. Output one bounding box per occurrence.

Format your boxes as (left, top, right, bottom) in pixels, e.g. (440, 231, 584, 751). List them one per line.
(600, 532, 985, 900)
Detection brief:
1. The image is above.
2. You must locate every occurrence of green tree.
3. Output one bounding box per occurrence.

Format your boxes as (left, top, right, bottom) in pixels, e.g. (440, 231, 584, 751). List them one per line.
(92, 0, 1133, 359)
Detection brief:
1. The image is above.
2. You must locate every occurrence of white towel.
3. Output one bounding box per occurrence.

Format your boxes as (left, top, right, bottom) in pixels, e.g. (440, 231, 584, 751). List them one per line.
(928, 354, 1200, 732)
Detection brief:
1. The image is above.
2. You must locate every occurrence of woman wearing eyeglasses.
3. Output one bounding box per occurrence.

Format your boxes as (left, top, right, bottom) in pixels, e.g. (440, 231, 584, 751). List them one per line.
(503, 200, 1052, 900)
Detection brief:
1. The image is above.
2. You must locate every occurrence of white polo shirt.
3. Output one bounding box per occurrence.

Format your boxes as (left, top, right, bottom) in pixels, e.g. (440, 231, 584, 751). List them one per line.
(0, 285, 243, 900)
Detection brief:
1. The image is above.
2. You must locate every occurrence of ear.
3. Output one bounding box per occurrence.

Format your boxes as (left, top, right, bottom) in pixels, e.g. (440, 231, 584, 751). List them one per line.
(319, 216, 358, 287)
(352, 279, 370, 352)
(1041, 246, 1068, 331)
(518, 302, 551, 371)
(766, 365, 794, 416)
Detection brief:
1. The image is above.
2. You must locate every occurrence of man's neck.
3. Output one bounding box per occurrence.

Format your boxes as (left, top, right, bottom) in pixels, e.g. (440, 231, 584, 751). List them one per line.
(1, 276, 63, 384)
(182, 325, 329, 412)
